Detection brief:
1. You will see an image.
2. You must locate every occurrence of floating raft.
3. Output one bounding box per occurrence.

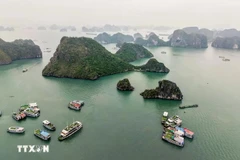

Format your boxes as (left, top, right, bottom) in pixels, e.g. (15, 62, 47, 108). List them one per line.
(179, 104, 198, 109)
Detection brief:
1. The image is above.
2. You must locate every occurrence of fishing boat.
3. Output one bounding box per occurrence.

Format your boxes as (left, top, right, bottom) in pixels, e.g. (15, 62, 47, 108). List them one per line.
(34, 129, 51, 141)
(22, 69, 28, 72)
(12, 112, 27, 121)
(161, 112, 168, 124)
(162, 131, 184, 147)
(179, 104, 198, 109)
(7, 126, 25, 134)
(58, 121, 83, 141)
(184, 128, 194, 139)
(68, 100, 84, 111)
(43, 120, 56, 131)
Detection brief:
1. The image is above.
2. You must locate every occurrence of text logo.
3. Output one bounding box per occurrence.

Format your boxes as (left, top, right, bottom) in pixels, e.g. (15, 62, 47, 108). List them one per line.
(17, 145, 49, 153)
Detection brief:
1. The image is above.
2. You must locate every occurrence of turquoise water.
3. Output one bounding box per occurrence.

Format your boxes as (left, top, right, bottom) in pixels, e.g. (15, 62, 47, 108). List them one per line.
(0, 30, 240, 160)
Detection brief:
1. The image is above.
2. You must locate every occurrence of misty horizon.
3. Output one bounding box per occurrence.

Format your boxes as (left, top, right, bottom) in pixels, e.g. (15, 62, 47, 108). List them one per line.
(1, 0, 240, 29)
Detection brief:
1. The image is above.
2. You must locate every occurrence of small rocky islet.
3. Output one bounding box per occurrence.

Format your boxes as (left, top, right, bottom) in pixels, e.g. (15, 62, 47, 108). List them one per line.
(140, 80, 183, 100)
(117, 78, 134, 91)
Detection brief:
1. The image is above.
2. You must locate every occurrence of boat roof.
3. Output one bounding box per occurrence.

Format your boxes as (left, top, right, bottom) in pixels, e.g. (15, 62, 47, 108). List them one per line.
(29, 102, 37, 107)
(62, 130, 69, 134)
(41, 131, 50, 137)
(43, 120, 50, 124)
(184, 128, 194, 134)
(163, 112, 168, 117)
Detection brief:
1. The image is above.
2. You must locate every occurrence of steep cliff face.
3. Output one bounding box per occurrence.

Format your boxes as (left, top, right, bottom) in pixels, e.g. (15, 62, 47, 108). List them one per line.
(0, 49, 12, 65)
(140, 80, 183, 100)
(115, 43, 153, 62)
(212, 37, 240, 49)
(0, 39, 42, 65)
(42, 37, 134, 80)
(133, 33, 143, 40)
(135, 58, 170, 73)
(170, 30, 208, 48)
(117, 78, 134, 91)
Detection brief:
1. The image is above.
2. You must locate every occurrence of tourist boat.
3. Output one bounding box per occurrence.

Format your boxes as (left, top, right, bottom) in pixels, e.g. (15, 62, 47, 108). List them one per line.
(58, 121, 83, 141)
(7, 126, 25, 134)
(164, 127, 184, 137)
(184, 128, 194, 139)
(161, 112, 168, 124)
(168, 115, 182, 126)
(68, 100, 84, 111)
(179, 104, 198, 109)
(162, 131, 184, 147)
(43, 120, 56, 131)
(163, 121, 177, 128)
(19, 103, 40, 113)
(12, 112, 27, 121)
(23, 108, 40, 117)
(34, 129, 51, 141)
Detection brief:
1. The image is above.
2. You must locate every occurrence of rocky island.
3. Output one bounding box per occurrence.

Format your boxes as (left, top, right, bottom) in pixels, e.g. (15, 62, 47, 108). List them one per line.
(0, 39, 42, 65)
(42, 37, 134, 80)
(170, 29, 208, 48)
(135, 58, 170, 73)
(135, 33, 169, 47)
(133, 33, 143, 40)
(212, 37, 240, 49)
(117, 78, 134, 91)
(115, 43, 153, 62)
(140, 80, 183, 100)
(94, 32, 134, 44)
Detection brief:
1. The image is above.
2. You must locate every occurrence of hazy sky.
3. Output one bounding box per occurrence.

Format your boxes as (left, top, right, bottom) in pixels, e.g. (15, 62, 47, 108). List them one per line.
(1, 0, 239, 29)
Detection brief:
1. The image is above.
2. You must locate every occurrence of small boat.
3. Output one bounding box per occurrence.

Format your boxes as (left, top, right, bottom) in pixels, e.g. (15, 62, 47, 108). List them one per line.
(161, 51, 167, 54)
(0, 111, 2, 117)
(34, 129, 51, 141)
(22, 69, 28, 72)
(12, 112, 27, 121)
(68, 100, 84, 111)
(179, 104, 198, 109)
(162, 131, 184, 147)
(184, 128, 194, 139)
(161, 112, 168, 124)
(7, 126, 25, 134)
(43, 120, 56, 131)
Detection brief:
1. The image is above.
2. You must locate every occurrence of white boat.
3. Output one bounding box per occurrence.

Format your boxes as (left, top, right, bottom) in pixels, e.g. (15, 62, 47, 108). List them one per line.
(7, 126, 25, 134)
(58, 121, 83, 141)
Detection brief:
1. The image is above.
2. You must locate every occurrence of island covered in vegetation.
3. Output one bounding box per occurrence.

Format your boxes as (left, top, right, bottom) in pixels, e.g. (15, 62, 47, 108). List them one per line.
(117, 78, 134, 91)
(115, 43, 153, 62)
(0, 39, 42, 65)
(135, 58, 170, 73)
(42, 37, 134, 80)
(135, 32, 169, 47)
(42, 37, 170, 80)
(212, 37, 240, 49)
(140, 80, 183, 100)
